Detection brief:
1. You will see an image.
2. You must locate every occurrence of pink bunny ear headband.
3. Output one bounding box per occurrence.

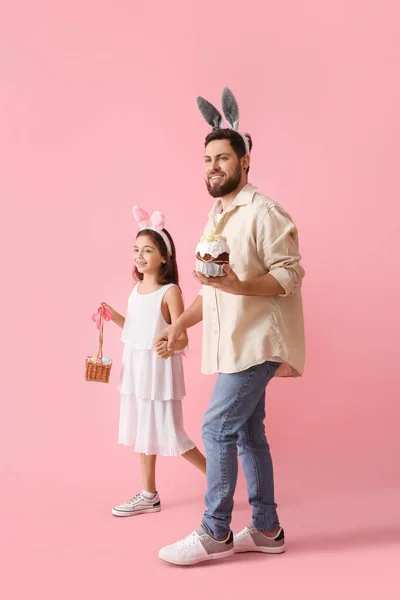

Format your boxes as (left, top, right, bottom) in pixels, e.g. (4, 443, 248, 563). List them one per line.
(132, 206, 172, 255)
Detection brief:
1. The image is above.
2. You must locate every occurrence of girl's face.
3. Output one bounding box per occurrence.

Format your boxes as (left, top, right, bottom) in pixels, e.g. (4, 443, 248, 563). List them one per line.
(133, 234, 164, 275)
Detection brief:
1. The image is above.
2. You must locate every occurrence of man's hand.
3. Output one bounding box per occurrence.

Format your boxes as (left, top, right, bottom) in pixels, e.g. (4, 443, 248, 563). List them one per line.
(155, 321, 185, 353)
(193, 264, 244, 295)
(154, 339, 174, 359)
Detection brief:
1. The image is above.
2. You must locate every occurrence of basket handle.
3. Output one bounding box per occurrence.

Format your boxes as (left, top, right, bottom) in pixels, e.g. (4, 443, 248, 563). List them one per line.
(96, 307, 104, 362)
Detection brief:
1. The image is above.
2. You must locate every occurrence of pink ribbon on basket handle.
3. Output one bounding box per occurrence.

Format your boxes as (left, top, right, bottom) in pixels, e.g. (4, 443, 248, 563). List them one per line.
(91, 305, 112, 330)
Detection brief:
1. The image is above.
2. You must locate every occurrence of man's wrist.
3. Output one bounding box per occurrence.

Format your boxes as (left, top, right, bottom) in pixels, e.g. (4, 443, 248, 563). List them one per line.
(238, 279, 250, 295)
(175, 314, 186, 331)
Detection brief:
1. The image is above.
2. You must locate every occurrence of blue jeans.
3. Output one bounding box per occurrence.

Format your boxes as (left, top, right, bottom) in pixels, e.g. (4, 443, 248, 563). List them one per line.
(201, 361, 280, 539)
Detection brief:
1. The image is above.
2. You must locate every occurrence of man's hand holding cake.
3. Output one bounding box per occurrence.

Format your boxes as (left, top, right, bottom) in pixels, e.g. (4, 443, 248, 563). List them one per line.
(195, 233, 230, 277)
(194, 233, 244, 294)
(193, 262, 244, 294)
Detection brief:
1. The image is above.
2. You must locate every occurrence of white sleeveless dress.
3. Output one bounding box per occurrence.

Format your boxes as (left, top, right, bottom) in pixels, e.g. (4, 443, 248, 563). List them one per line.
(118, 282, 195, 456)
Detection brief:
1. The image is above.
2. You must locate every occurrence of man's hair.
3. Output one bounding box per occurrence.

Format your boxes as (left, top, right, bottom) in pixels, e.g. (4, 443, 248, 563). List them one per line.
(204, 129, 253, 173)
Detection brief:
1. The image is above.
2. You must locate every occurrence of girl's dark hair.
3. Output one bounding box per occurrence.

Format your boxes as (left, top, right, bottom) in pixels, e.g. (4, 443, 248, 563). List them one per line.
(133, 228, 180, 289)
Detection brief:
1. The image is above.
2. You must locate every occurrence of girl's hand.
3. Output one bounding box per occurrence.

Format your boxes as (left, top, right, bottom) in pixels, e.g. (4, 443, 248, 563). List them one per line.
(154, 339, 174, 359)
(101, 302, 114, 313)
(156, 321, 184, 353)
(101, 303, 125, 329)
(101, 302, 118, 320)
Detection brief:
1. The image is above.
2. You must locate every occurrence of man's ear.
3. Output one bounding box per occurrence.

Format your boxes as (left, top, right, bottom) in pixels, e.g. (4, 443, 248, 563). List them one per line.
(242, 155, 250, 172)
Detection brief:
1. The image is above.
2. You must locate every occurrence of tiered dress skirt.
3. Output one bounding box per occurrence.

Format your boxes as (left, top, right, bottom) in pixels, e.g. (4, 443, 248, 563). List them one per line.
(118, 345, 195, 456)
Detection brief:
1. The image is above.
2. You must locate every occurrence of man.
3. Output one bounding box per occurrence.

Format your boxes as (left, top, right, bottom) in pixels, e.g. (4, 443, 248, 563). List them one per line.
(156, 92, 305, 565)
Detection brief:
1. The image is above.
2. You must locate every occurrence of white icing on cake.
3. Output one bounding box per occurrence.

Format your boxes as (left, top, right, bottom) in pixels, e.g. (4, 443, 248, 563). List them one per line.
(196, 236, 230, 260)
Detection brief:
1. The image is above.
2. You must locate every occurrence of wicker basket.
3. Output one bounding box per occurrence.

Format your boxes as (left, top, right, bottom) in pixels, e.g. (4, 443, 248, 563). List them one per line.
(85, 307, 112, 383)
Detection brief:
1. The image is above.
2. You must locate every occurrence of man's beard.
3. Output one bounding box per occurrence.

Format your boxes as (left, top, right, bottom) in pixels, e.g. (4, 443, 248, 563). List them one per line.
(206, 165, 242, 198)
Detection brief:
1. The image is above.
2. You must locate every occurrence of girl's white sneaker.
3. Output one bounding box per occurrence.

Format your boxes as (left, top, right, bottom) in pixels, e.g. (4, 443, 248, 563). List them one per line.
(112, 492, 161, 517)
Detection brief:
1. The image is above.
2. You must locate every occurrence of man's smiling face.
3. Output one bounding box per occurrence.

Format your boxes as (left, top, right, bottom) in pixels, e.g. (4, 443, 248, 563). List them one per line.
(204, 139, 244, 198)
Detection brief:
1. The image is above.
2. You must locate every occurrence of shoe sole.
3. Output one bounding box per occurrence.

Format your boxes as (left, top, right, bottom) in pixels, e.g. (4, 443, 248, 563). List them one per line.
(112, 506, 161, 517)
(159, 547, 235, 566)
(234, 544, 285, 554)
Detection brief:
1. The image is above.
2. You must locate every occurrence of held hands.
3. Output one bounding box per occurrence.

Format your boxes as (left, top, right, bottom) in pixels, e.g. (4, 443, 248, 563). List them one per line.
(193, 264, 244, 295)
(154, 322, 184, 359)
(154, 339, 174, 359)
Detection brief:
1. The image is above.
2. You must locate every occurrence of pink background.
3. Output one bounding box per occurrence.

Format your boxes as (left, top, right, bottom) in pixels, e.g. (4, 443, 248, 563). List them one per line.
(1, 0, 399, 597)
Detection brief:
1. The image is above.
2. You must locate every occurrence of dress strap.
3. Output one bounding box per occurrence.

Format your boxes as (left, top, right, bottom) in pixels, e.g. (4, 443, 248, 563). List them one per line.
(159, 283, 178, 300)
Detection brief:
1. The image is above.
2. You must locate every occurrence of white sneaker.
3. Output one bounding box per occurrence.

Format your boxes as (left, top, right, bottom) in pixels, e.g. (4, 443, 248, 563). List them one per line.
(112, 492, 161, 517)
(158, 525, 235, 566)
(234, 522, 285, 553)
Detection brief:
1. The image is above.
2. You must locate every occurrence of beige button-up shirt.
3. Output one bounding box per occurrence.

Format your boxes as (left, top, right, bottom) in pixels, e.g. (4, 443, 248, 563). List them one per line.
(200, 184, 305, 377)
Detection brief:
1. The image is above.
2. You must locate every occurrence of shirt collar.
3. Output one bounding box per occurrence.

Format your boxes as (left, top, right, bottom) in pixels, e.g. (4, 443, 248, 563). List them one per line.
(208, 183, 258, 217)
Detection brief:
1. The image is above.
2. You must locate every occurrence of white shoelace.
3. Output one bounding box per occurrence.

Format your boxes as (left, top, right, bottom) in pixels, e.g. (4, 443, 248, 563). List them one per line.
(125, 494, 143, 506)
(236, 529, 249, 539)
(177, 532, 198, 549)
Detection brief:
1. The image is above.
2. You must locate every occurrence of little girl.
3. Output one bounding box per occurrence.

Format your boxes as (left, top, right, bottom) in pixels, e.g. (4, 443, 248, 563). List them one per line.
(103, 206, 206, 517)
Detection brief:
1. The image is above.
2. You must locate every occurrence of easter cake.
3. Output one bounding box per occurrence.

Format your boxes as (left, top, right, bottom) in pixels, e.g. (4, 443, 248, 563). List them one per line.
(195, 233, 230, 277)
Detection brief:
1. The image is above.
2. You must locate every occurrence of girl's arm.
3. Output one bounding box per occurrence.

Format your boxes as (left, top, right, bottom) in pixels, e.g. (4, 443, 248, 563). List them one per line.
(101, 302, 125, 329)
(162, 287, 188, 351)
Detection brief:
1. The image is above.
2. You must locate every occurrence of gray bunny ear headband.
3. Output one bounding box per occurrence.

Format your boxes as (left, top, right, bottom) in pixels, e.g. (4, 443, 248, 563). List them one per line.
(196, 87, 251, 154)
